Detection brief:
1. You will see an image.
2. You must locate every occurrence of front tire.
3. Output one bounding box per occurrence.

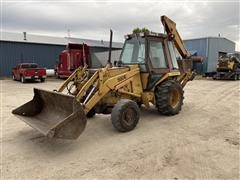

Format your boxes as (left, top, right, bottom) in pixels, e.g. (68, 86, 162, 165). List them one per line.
(12, 74, 16, 81)
(111, 99, 140, 132)
(20, 75, 26, 83)
(40, 78, 45, 82)
(155, 80, 184, 115)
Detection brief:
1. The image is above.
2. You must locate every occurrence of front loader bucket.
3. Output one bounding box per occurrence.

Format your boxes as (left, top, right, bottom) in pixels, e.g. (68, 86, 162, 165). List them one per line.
(12, 88, 87, 139)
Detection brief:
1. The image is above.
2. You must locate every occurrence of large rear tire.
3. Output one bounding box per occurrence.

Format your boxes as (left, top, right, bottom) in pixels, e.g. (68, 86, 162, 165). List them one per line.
(155, 80, 184, 115)
(111, 99, 140, 132)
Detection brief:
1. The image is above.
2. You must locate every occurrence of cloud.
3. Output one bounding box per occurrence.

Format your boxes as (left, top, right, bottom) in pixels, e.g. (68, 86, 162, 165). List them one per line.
(2, 0, 240, 50)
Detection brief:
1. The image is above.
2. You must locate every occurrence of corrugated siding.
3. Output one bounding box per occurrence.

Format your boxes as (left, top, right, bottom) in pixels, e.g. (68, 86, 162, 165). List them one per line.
(0, 41, 65, 76)
(184, 38, 235, 74)
(208, 38, 235, 72)
(184, 39, 207, 74)
(0, 41, 122, 76)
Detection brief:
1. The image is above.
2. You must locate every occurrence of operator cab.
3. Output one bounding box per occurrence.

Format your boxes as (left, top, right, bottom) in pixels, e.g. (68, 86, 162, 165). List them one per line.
(120, 32, 179, 72)
(120, 32, 180, 89)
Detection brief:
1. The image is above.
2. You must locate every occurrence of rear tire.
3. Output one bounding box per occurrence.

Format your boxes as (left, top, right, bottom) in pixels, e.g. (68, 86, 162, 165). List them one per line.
(111, 99, 140, 132)
(233, 74, 237, 81)
(155, 80, 184, 115)
(40, 78, 45, 82)
(20, 75, 26, 83)
(212, 74, 216, 80)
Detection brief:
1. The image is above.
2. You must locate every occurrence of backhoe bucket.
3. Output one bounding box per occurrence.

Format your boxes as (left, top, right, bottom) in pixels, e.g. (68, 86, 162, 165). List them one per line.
(12, 88, 87, 139)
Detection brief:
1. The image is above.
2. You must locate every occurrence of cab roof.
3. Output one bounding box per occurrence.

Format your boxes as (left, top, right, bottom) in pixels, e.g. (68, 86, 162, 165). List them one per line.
(124, 32, 168, 40)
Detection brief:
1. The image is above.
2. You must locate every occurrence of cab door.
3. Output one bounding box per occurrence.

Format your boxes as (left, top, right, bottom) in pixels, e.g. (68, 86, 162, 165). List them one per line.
(147, 38, 170, 73)
(145, 37, 170, 89)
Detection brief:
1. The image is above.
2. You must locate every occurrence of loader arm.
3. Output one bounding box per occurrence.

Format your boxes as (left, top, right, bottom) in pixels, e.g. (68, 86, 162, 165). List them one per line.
(161, 15, 191, 59)
(75, 65, 141, 113)
(57, 65, 88, 93)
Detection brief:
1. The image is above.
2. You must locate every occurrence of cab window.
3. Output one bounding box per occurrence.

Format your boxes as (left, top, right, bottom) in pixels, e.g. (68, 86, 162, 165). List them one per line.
(149, 41, 167, 68)
(168, 41, 179, 69)
(120, 37, 145, 64)
(121, 43, 134, 63)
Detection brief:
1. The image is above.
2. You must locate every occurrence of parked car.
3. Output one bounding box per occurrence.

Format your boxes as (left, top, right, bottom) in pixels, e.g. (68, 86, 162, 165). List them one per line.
(12, 63, 46, 83)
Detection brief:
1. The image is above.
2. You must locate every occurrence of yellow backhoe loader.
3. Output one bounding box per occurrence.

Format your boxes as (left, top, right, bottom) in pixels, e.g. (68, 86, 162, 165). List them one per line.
(12, 16, 202, 139)
(213, 53, 240, 80)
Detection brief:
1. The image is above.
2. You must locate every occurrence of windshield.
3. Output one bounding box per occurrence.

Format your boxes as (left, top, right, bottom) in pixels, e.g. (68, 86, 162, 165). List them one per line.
(120, 37, 145, 64)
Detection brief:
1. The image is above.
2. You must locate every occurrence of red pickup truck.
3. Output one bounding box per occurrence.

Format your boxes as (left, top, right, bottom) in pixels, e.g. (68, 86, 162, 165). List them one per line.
(12, 63, 46, 83)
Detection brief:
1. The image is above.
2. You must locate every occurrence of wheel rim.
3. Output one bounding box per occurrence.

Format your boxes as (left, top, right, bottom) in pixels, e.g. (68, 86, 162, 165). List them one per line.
(122, 108, 136, 126)
(169, 88, 180, 108)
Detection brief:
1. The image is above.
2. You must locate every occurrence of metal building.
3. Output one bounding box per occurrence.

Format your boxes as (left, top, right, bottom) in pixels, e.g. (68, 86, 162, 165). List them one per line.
(184, 37, 235, 75)
(0, 32, 123, 76)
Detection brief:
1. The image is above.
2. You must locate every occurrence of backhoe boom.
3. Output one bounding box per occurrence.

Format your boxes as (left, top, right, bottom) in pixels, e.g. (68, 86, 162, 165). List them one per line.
(161, 15, 191, 58)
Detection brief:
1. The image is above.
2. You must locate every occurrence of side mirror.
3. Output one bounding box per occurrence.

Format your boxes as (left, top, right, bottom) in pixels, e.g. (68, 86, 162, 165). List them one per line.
(113, 60, 123, 67)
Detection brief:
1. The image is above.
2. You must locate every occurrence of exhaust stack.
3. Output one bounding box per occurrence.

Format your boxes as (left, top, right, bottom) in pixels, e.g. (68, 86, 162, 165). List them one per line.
(23, 32, 27, 40)
(108, 29, 113, 65)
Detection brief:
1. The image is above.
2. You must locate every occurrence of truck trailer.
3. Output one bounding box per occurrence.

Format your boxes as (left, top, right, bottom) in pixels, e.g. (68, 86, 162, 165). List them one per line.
(55, 43, 90, 78)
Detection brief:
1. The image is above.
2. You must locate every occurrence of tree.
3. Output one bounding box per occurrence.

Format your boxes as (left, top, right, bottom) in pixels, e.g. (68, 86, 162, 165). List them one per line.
(141, 27, 150, 33)
(132, 27, 150, 34)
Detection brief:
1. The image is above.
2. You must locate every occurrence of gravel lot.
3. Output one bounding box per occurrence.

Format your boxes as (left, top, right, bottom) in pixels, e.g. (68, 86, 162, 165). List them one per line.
(1, 78, 239, 179)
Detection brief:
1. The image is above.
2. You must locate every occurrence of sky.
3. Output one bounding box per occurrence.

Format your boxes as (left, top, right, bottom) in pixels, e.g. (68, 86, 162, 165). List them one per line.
(1, 0, 240, 50)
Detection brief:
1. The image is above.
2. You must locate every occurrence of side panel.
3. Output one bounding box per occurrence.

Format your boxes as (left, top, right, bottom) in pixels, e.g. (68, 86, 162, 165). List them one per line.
(0, 41, 65, 76)
(59, 52, 68, 72)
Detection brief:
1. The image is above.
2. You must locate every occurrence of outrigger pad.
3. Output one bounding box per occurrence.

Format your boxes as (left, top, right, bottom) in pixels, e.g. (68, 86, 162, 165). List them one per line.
(12, 88, 87, 139)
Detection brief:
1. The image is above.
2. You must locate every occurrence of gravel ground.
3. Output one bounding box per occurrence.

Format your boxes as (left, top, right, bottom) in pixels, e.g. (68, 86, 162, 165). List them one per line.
(1, 78, 239, 179)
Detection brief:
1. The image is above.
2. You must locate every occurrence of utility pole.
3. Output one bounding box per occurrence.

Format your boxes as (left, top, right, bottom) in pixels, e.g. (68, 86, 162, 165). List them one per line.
(67, 29, 71, 38)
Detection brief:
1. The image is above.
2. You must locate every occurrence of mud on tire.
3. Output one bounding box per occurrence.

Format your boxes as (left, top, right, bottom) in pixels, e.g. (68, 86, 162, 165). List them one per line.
(155, 80, 184, 115)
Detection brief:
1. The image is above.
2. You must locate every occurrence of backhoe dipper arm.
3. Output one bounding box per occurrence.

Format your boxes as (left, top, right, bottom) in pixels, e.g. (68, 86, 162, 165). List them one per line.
(161, 15, 191, 59)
